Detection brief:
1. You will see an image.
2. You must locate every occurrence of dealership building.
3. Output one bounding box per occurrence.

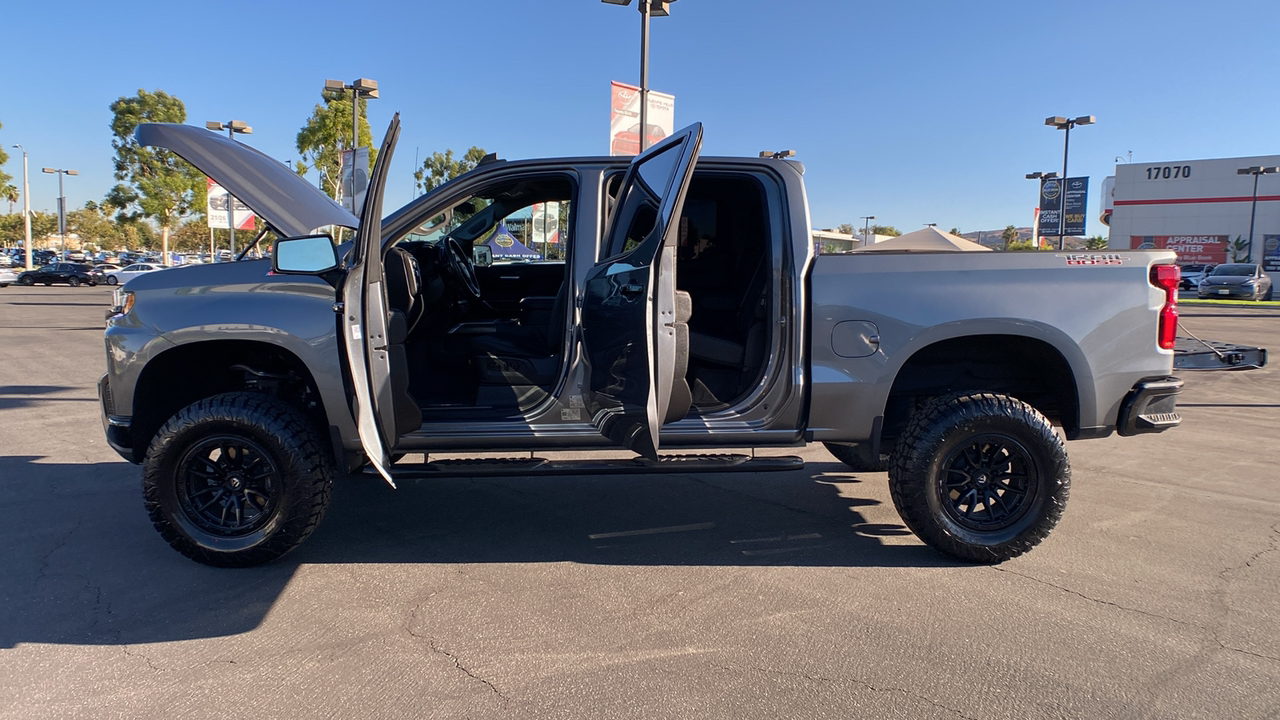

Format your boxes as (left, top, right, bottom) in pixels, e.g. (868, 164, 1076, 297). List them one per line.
(1103, 154, 1280, 271)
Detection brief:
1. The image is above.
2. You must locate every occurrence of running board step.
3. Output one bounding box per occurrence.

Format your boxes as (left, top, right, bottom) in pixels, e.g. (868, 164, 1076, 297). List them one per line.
(367, 453, 805, 479)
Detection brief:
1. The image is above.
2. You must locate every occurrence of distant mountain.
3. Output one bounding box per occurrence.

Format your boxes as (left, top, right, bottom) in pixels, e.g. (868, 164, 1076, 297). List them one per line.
(957, 227, 1088, 250)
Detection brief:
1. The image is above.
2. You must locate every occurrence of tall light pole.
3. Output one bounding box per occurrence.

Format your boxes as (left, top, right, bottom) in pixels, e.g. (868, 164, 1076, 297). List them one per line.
(1045, 115, 1095, 249)
(323, 78, 379, 153)
(1026, 171, 1059, 247)
(205, 120, 253, 258)
(601, 0, 677, 153)
(12, 145, 32, 269)
(1236, 165, 1279, 262)
(41, 167, 77, 260)
(860, 215, 875, 247)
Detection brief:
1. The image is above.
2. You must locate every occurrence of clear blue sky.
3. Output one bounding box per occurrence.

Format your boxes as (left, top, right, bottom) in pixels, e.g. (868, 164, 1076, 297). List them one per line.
(4, 0, 1279, 235)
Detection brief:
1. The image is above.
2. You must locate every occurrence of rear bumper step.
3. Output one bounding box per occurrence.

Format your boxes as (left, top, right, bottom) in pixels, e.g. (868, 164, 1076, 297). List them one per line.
(366, 453, 805, 479)
(1117, 376, 1183, 436)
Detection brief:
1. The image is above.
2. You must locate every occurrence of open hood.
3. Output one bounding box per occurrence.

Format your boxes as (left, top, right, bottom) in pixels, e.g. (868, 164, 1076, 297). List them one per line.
(135, 123, 358, 237)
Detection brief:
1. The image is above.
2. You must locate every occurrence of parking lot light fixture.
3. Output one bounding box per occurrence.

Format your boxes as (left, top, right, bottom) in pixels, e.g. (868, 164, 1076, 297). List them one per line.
(324, 78, 379, 152)
(601, 0, 678, 152)
(12, 144, 32, 269)
(41, 167, 77, 260)
(1044, 114, 1095, 249)
(207, 121, 253, 257)
(1236, 166, 1280, 261)
(860, 215, 875, 247)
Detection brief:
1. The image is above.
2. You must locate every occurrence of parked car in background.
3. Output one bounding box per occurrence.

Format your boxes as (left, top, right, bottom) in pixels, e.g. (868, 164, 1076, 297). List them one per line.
(0, 268, 17, 287)
(0, 253, 12, 268)
(1197, 263, 1273, 300)
(1179, 263, 1216, 290)
(96, 264, 122, 275)
(105, 262, 164, 286)
(17, 262, 104, 287)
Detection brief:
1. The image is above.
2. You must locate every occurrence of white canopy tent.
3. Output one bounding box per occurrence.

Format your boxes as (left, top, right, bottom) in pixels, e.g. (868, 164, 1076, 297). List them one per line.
(852, 226, 992, 252)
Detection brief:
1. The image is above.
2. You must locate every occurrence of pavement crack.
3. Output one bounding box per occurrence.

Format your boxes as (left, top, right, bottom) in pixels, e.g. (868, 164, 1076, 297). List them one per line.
(34, 515, 84, 584)
(405, 606, 506, 702)
(122, 646, 163, 673)
(991, 567, 1200, 629)
(711, 663, 978, 719)
(428, 640, 506, 701)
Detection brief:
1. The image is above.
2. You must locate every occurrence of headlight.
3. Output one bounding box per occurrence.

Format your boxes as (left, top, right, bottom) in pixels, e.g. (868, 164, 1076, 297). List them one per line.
(108, 289, 134, 319)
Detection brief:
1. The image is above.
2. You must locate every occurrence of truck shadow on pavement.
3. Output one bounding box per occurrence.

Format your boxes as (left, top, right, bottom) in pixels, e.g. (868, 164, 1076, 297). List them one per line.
(0, 455, 952, 648)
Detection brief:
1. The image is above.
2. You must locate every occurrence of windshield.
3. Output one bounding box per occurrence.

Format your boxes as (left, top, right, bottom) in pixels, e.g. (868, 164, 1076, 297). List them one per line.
(1210, 264, 1257, 276)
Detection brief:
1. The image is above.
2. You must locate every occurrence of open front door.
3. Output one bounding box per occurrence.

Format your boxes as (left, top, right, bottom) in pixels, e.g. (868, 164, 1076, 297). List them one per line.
(340, 115, 402, 485)
(580, 123, 703, 460)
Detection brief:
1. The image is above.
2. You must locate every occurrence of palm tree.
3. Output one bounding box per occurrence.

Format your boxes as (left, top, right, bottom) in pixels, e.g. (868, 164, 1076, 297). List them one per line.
(3, 185, 16, 215)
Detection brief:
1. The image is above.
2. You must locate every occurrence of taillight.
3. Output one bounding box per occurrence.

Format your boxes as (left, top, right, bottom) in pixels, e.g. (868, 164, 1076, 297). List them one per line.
(1151, 264, 1179, 350)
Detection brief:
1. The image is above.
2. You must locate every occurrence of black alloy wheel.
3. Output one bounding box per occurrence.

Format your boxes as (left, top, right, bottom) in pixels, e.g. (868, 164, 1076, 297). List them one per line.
(935, 434, 1036, 532)
(20, 275, 33, 286)
(175, 435, 282, 537)
(68, 276, 80, 287)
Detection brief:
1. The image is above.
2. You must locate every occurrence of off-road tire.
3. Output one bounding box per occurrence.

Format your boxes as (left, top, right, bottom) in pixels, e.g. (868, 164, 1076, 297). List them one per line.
(888, 392, 1070, 563)
(823, 441, 890, 472)
(142, 392, 333, 567)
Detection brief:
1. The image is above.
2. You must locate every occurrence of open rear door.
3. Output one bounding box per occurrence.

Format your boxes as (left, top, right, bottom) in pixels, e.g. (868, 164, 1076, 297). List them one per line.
(340, 115, 402, 485)
(580, 123, 702, 460)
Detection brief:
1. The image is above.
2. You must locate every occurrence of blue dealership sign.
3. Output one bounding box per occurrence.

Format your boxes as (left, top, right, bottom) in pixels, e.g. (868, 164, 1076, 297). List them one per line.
(1039, 178, 1062, 235)
(1063, 176, 1089, 236)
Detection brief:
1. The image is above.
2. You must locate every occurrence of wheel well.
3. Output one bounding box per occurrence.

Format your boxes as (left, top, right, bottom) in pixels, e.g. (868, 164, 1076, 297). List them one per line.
(881, 335, 1079, 449)
(131, 340, 329, 463)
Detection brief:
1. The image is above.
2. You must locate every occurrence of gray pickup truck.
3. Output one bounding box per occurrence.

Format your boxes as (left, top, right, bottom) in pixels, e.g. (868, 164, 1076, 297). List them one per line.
(101, 118, 1183, 567)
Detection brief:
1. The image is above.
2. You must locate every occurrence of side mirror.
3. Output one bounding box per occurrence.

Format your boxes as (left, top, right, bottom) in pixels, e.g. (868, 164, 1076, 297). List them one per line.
(473, 244, 493, 268)
(273, 234, 339, 275)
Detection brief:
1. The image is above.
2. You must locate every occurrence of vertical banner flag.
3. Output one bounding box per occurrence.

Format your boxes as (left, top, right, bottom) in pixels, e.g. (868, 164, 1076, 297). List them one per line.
(341, 147, 371, 217)
(530, 202, 560, 248)
(1063, 177, 1089, 236)
(1038, 178, 1062, 236)
(609, 81, 675, 156)
(206, 177, 254, 230)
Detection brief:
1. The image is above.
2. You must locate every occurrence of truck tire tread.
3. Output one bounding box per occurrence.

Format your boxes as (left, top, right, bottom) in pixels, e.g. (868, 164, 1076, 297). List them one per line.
(142, 392, 333, 567)
(888, 392, 1070, 563)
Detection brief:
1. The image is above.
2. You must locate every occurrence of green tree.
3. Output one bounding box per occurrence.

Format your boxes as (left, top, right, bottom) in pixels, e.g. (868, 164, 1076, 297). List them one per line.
(869, 225, 900, 237)
(414, 147, 488, 195)
(836, 223, 855, 235)
(0, 211, 56, 249)
(1085, 235, 1108, 250)
(1001, 224, 1019, 249)
(296, 89, 377, 201)
(949, 227, 962, 236)
(4, 185, 17, 215)
(107, 89, 205, 263)
(0, 120, 12, 194)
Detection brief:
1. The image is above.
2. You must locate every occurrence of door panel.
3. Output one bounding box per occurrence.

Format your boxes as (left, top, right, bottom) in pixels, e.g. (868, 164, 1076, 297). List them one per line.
(579, 123, 702, 459)
(340, 115, 402, 485)
(474, 261, 566, 314)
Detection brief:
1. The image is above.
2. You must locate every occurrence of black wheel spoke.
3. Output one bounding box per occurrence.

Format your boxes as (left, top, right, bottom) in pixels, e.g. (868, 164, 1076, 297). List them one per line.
(177, 434, 282, 537)
(937, 432, 1039, 533)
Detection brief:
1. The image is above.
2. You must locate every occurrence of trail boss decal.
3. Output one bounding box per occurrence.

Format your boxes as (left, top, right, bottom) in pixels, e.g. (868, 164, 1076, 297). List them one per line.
(1059, 254, 1129, 266)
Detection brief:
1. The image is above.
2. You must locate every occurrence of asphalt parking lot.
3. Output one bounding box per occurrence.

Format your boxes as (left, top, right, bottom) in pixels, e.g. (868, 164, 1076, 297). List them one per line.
(1, 283, 1277, 719)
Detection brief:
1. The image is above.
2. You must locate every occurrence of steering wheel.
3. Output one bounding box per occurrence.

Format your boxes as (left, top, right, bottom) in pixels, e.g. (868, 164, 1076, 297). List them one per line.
(443, 237, 482, 301)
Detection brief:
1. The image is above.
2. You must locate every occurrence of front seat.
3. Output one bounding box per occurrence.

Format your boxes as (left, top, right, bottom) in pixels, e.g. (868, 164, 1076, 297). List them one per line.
(467, 281, 570, 386)
(378, 247, 424, 438)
